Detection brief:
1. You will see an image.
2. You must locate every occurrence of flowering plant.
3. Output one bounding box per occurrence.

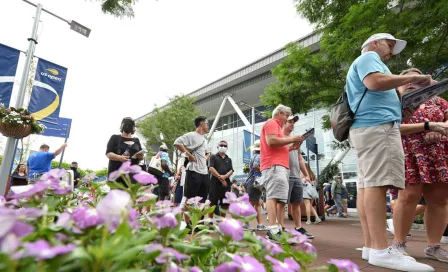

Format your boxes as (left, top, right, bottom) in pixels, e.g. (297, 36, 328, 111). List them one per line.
(0, 105, 46, 134)
(0, 164, 359, 272)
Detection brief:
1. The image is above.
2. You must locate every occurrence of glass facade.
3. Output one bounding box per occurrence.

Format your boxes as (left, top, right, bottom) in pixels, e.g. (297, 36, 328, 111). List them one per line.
(208, 109, 359, 183)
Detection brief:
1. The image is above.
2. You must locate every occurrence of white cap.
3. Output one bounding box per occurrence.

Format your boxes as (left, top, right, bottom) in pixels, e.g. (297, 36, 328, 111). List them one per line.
(361, 33, 407, 55)
(287, 115, 299, 122)
(159, 144, 168, 150)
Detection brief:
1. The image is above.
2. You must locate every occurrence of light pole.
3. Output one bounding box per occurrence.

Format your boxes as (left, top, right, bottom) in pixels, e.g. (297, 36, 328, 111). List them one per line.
(0, 0, 91, 195)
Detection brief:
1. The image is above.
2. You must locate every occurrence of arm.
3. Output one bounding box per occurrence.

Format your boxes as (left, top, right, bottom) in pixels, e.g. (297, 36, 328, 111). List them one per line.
(363, 73, 426, 91)
(106, 135, 129, 162)
(174, 134, 196, 163)
(266, 134, 298, 147)
(53, 143, 67, 157)
(400, 122, 448, 136)
(298, 153, 310, 182)
(225, 158, 234, 179)
(331, 183, 336, 198)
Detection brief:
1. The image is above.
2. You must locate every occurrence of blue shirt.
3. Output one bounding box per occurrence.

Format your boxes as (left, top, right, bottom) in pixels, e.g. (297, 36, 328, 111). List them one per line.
(249, 153, 261, 177)
(158, 151, 171, 178)
(27, 151, 55, 178)
(346, 51, 402, 128)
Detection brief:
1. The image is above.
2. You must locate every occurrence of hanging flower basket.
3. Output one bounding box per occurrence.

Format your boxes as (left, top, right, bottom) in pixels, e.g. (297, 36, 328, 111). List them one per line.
(0, 123, 32, 139)
(0, 105, 46, 139)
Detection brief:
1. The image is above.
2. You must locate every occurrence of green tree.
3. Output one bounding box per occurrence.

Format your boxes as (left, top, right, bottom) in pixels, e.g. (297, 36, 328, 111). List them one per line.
(97, 0, 137, 18)
(262, 0, 448, 128)
(137, 94, 201, 170)
(95, 168, 108, 178)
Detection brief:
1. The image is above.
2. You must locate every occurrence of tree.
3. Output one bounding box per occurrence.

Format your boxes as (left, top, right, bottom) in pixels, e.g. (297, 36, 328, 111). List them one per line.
(137, 94, 201, 170)
(262, 0, 448, 129)
(97, 0, 137, 18)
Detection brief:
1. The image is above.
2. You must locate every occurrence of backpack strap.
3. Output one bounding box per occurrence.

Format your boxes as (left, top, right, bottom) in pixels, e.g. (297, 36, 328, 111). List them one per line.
(354, 87, 369, 115)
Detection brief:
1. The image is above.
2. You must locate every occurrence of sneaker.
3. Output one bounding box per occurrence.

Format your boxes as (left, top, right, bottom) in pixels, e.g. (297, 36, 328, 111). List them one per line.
(306, 220, 312, 225)
(314, 217, 322, 224)
(362, 247, 370, 261)
(265, 228, 282, 243)
(391, 241, 413, 257)
(425, 245, 448, 263)
(386, 218, 395, 235)
(338, 214, 347, 218)
(243, 223, 252, 230)
(256, 224, 267, 231)
(296, 227, 314, 239)
(369, 247, 434, 271)
(441, 236, 448, 244)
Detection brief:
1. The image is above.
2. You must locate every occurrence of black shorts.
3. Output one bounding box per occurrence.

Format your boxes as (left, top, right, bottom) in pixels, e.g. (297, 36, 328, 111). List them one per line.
(184, 170, 209, 202)
(174, 184, 183, 204)
(208, 179, 231, 208)
(326, 199, 335, 206)
(288, 177, 303, 204)
(247, 185, 262, 202)
(157, 176, 170, 200)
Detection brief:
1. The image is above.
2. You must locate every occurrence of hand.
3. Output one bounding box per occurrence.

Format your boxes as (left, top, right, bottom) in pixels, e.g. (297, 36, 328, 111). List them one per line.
(303, 176, 311, 183)
(429, 122, 448, 135)
(424, 132, 442, 144)
(61, 143, 68, 148)
(402, 107, 417, 121)
(188, 154, 196, 162)
(221, 179, 228, 187)
(292, 135, 304, 145)
(135, 153, 145, 160)
(412, 74, 432, 87)
(118, 155, 130, 162)
(289, 143, 300, 151)
(218, 175, 227, 182)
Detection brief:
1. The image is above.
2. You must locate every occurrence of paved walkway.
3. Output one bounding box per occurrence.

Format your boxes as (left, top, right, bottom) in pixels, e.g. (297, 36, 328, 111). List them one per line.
(254, 215, 448, 271)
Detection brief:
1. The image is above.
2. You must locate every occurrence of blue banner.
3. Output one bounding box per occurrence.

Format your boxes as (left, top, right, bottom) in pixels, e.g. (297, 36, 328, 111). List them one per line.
(0, 44, 20, 108)
(233, 174, 249, 185)
(243, 130, 260, 164)
(40, 117, 72, 138)
(28, 58, 68, 123)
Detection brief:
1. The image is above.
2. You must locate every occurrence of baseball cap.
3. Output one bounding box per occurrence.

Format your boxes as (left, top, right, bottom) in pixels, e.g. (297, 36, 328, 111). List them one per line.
(287, 115, 299, 122)
(361, 33, 407, 55)
(160, 144, 168, 150)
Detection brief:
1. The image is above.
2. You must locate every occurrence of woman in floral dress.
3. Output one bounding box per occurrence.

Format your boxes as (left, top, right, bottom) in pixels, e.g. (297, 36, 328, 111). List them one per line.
(392, 68, 448, 263)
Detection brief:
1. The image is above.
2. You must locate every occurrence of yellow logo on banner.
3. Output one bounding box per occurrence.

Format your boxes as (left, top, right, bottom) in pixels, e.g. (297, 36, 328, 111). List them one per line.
(46, 68, 59, 76)
(30, 81, 60, 121)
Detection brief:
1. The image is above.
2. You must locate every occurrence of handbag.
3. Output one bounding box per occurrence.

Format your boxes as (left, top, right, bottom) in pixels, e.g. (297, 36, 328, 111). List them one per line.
(330, 87, 368, 142)
(304, 182, 319, 199)
(148, 152, 164, 177)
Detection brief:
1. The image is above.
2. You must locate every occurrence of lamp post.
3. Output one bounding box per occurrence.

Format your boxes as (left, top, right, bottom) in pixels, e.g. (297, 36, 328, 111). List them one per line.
(0, 0, 91, 195)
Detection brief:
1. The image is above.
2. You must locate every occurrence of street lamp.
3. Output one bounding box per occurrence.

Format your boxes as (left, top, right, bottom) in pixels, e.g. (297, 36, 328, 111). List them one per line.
(0, 0, 91, 195)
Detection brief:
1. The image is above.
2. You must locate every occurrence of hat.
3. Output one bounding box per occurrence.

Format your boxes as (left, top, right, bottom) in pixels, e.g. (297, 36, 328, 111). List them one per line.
(361, 33, 407, 55)
(251, 139, 261, 151)
(323, 183, 328, 187)
(287, 115, 299, 123)
(159, 144, 168, 151)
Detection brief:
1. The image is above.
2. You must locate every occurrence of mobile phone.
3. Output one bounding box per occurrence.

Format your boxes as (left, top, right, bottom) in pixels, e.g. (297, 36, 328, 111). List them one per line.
(132, 149, 148, 159)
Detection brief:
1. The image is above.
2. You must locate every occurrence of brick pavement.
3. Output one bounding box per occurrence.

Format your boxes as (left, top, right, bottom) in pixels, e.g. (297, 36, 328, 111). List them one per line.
(252, 215, 448, 271)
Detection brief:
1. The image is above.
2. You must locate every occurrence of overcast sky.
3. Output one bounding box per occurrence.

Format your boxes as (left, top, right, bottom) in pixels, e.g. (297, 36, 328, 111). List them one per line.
(0, 0, 312, 170)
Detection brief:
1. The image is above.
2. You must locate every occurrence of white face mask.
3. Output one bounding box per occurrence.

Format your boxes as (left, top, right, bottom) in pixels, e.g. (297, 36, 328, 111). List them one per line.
(218, 147, 227, 154)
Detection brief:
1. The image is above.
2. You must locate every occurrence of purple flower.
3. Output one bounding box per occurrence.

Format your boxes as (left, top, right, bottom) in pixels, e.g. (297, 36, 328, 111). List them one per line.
(189, 267, 203, 272)
(54, 233, 68, 242)
(1, 234, 20, 254)
(155, 200, 174, 214)
(284, 229, 308, 245)
(9, 182, 50, 199)
(72, 206, 103, 229)
(128, 209, 140, 230)
(215, 255, 265, 272)
(167, 262, 182, 272)
(218, 218, 244, 241)
(82, 173, 97, 182)
(229, 201, 257, 217)
(145, 243, 164, 253)
(187, 196, 203, 206)
(15, 207, 43, 219)
(109, 161, 141, 181)
(21, 240, 75, 260)
(50, 179, 72, 195)
(257, 236, 284, 255)
(223, 192, 249, 204)
(0, 196, 5, 205)
(266, 255, 300, 272)
(55, 212, 73, 229)
(297, 242, 316, 255)
(155, 247, 188, 264)
(96, 190, 132, 231)
(133, 172, 157, 185)
(152, 212, 178, 230)
(0, 207, 34, 239)
(136, 189, 158, 203)
(40, 168, 66, 181)
(328, 259, 360, 272)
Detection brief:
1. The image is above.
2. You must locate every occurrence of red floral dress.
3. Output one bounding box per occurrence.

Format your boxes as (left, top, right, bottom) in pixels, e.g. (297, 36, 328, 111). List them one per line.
(401, 97, 448, 185)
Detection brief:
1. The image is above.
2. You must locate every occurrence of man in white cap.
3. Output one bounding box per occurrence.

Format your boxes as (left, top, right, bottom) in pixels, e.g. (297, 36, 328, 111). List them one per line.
(347, 33, 433, 271)
(156, 143, 172, 200)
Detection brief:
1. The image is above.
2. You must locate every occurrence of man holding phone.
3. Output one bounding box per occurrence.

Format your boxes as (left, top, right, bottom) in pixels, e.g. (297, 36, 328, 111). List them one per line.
(260, 104, 303, 242)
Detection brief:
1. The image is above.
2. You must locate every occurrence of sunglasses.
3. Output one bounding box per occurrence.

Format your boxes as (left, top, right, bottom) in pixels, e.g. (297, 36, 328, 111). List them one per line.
(219, 144, 227, 147)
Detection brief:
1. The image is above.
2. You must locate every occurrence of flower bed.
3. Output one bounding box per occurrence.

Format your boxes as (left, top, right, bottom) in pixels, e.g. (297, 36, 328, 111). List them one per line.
(0, 163, 359, 272)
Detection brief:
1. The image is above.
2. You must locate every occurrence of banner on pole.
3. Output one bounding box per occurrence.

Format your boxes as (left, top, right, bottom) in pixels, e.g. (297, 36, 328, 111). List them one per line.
(28, 58, 68, 123)
(243, 130, 260, 164)
(40, 117, 72, 138)
(0, 44, 20, 107)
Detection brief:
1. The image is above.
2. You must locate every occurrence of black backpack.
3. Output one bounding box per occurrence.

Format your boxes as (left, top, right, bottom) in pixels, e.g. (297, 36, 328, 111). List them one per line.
(330, 86, 368, 142)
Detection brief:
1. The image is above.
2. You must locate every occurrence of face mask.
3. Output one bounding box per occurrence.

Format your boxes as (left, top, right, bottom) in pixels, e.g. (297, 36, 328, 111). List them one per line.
(71, 167, 77, 171)
(218, 147, 227, 154)
(122, 122, 134, 134)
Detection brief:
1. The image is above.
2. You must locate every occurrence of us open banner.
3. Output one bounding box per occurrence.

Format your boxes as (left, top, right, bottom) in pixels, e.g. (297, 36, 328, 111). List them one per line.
(28, 58, 68, 123)
(0, 43, 20, 107)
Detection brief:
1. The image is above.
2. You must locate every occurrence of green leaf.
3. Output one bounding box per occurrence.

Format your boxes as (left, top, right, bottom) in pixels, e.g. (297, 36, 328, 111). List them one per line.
(112, 245, 147, 262)
(76, 187, 91, 193)
(170, 242, 211, 255)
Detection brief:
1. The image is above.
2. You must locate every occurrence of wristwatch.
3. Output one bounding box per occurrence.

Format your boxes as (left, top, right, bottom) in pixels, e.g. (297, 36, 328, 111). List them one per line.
(424, 122, 430, 131)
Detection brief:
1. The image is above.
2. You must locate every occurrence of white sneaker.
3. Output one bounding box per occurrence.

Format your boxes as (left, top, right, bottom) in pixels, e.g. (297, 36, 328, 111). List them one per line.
(306, 220, 312, 225)
(386, 218, 395, 235)
(362, 247, 370, 261)
(369, 247, 434, 271)
(314, 217, 322, 224)
(441, 236, 448, 244)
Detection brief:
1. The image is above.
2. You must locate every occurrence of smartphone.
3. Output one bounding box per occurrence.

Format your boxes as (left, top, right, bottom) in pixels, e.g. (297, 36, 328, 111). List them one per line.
(301, 128, 315, 140)
(132, 149, 148, 159)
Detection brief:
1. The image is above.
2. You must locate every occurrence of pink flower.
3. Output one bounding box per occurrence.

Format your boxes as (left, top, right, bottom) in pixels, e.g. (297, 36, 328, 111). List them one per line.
(72, 206, 103, 229)
(133, 172, 157, 185)
(19, 240, 75, 260)
(265, 255, 300, 272)
(109, 161, 141, 181)
(218, 218, 244, 241)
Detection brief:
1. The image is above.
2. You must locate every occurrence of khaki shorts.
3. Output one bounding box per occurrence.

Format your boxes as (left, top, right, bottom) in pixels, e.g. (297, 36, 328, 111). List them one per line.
(261, 165, 289, 203)
(349, 122, 405, 189)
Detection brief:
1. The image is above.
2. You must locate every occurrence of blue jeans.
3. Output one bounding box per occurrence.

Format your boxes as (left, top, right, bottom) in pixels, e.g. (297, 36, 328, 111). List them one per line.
(328, 194, 344, 215)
